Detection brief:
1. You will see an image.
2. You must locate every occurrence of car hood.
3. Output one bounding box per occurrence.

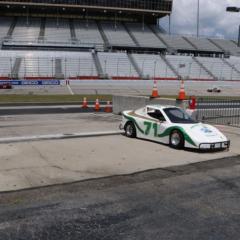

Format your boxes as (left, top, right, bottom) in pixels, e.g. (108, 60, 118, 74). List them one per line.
(177, 123, 227, 144)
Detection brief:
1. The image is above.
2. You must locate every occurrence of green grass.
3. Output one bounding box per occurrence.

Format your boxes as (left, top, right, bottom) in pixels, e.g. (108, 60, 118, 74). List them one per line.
(0, 94, 112, 104)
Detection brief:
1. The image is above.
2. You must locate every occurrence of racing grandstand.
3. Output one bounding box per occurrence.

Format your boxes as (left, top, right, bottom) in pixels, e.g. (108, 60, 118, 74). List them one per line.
(0, 0, 240, 81)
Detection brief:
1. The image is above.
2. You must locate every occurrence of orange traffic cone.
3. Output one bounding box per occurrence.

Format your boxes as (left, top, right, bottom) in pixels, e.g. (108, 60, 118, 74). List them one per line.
(104, 101, 112, 113)
(82, 97, 88, 108)
(95, 98, 100, 111)
(178, 79, 186, 100)
(151, 79, 159, 98)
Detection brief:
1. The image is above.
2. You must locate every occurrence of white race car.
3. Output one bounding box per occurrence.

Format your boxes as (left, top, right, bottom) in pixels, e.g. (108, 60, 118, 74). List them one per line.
(120, 105, 230, 150)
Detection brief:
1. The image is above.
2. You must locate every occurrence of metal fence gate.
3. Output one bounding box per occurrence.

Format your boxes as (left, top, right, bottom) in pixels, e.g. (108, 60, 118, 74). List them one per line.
(196, 98, 240, 127)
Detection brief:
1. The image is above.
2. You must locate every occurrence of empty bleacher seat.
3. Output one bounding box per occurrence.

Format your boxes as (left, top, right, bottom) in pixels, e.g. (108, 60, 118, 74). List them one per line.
(197, 57, 240, 80)
(74, 20, 103, 44)
(166, 55, 212, 79)
(159, 34, 195, 51)
(132, 53, 176, 78)
(126, 23, 165, 49)
(0, 57, 12, 78)
(98, 52, 138, 78)
(0, 49, 240, 81)
(101, 21, 136, 47)
(12, 17, 40, 42)
(62, 52, 98, 77)
(44, 18, 71, 42)
(210, 38, 240, 56)
(0, 17, 13, 39)
(185, 36, 221, 52)
(19, 57, 55, 78)
(227, 56, 240, 69)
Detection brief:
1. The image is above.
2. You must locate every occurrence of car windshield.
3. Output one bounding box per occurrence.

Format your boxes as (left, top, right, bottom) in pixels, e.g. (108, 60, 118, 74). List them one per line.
(164, 108, 198, 124)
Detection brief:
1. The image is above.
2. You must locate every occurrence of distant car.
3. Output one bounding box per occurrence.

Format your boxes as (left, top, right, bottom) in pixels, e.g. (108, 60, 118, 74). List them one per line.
(207, 87, 221, 93)
(0, 83, 12, 89)
(120, 105, 230, 150)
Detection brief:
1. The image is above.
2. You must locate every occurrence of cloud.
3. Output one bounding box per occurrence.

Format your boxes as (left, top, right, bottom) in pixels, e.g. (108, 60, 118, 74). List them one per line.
(160, 0, 240, 39)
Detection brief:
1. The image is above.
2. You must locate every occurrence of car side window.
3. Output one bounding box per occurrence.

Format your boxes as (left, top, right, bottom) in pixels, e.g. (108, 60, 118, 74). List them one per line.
(147, 110, 166, 122)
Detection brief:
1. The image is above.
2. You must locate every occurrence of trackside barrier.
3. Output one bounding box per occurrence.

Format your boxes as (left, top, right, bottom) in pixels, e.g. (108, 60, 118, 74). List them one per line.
(0, 80, 60, 85)
(195, 98, 240, 127)
(113, 95, 189, 114)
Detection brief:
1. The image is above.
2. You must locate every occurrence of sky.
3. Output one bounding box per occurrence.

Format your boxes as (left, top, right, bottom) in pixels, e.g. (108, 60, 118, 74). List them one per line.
(160, 0, 240, 40)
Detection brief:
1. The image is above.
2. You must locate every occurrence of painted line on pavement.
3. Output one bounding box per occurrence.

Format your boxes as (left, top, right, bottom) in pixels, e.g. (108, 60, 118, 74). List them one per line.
(0, 130, 124, 144)
(67, 85, 74, 95)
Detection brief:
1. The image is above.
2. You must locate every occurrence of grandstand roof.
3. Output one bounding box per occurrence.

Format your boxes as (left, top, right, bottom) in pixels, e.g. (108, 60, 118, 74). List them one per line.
(0, 0, 173, 15)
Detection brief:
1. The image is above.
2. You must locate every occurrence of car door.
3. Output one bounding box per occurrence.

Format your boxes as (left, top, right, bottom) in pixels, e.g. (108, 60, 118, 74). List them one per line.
(140, 108, 169, 144)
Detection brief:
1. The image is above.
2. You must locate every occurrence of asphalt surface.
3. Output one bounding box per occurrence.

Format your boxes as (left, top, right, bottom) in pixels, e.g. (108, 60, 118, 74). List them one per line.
(0, 155, 240, 240)
(1, 80, 240, 96)
(0, 105, 108, 115)
(0, 112, 239, 192)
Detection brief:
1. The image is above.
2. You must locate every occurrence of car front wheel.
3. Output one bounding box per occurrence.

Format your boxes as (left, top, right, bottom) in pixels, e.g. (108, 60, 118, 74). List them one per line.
(125, 122, 136, 138)
(170, 130, 184, 149)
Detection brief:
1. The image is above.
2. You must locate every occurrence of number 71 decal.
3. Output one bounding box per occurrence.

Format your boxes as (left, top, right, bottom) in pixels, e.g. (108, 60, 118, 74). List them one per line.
(144, 121, 158, 137)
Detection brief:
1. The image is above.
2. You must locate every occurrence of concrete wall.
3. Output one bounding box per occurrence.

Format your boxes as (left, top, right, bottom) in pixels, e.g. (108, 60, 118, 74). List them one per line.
(113, 95, 189, 114)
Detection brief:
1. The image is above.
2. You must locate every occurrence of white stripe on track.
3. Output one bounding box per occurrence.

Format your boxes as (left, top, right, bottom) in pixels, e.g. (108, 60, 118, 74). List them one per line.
(67, 85, 74, 95)
(0, 130, 124, 144)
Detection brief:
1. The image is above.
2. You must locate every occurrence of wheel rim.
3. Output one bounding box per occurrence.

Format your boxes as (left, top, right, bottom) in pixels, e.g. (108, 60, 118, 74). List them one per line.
(171, 132, 181, 146)
(126, 124, 133, 136)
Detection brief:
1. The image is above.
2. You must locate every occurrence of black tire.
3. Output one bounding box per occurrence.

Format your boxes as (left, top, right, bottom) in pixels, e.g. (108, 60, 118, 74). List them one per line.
(124, 122, 136, 138)
(169, 130, 184, 149)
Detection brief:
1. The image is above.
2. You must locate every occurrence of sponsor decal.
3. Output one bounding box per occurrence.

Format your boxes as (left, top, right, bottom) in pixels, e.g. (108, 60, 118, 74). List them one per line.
(200, 126, 212, 134)
(0, 80, 60, 85)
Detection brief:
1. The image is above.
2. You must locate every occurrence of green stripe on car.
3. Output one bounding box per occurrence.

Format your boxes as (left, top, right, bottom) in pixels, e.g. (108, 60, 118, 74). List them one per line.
(123, 113, 197, 147)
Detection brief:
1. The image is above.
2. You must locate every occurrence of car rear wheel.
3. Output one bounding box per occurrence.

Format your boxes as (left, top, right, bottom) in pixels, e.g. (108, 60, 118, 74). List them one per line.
(170, 130, 184, 149)
(125, 122, 136, 138)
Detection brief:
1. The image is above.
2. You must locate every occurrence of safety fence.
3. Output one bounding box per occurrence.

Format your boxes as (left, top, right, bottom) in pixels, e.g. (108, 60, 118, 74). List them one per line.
(196, 98, 240, 127)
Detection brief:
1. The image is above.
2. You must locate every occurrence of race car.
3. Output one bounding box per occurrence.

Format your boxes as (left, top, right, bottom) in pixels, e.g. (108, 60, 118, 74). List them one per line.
(0, 83, 12, 89)
(120, 105, 230, 150)
(207, 86, 221, 93)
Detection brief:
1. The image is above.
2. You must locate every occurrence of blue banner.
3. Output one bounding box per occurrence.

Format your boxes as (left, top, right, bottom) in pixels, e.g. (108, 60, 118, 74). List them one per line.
(0, 80, 60, 85)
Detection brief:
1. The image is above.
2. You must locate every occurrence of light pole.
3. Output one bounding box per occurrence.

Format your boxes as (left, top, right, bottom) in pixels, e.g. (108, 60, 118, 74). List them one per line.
(231, 65, 234, 80)
(117, 58, 119, 77)
(153, 60, 157, 79)
(226, 6, 240, 47)
(78, 58, 81, 77)
(142, 14, 145, 31)
(188, 62, 192, 79)
(142, 59, 145, 75)
(197, 0, 200, 38)
(64, 58, 67, 79)
(104, 59, 107, 75)
(10, 58, 13, 79)
(168, 14, 171, 35)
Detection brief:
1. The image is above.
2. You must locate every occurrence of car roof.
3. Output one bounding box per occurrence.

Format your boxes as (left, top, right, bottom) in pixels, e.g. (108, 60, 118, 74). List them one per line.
(145, 105, 179, 110)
